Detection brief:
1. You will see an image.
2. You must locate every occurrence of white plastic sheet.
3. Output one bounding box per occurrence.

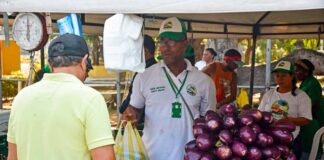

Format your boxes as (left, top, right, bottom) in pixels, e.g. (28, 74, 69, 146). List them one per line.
(103, 14, 145, 73)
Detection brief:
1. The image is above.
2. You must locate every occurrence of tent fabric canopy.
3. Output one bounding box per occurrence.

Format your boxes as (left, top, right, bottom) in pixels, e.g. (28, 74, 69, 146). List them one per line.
(1, 0, 324, 38)
(1, 0, 323, 13)
(51, 10, 324, 39)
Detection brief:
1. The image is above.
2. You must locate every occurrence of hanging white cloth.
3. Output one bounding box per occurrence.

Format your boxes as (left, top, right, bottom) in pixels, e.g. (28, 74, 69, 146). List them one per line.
(103, 14, 145, 73)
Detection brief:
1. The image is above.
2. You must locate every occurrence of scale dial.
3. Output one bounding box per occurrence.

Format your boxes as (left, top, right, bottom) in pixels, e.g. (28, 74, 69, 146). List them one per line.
(12, 13, 48, 51)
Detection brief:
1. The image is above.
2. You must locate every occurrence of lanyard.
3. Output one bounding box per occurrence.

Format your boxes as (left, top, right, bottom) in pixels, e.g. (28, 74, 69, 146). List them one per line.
(163, 67, 189, 99)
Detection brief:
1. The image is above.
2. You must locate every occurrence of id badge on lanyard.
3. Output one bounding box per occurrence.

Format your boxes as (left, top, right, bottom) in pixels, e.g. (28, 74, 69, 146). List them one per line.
(163, 67, 188, 119)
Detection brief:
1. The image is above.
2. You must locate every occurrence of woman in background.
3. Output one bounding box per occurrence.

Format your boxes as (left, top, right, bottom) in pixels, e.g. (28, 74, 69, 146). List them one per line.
(258, 60, 312, 159)
(194, 48, 217, 70)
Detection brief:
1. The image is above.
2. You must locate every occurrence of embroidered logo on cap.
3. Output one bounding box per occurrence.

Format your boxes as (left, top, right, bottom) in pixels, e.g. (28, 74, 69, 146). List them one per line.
(163, 21, 173, 29)
(278, 62, 286, 67)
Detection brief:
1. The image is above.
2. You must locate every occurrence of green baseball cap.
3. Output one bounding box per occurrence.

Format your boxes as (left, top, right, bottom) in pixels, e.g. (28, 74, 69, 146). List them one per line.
(158, 17, 187, 41)
(272, 61, 295, 74)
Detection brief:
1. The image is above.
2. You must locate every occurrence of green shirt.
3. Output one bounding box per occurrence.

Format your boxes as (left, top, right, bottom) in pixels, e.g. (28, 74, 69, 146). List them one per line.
(299, 76, 323, 153)
(7, 73, 114, 160)
(300, 76, 322, 107)
(185, 45, 194, 57)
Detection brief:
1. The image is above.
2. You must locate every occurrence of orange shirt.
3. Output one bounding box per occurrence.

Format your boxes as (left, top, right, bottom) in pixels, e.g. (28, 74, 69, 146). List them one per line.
(203, 62, 233, 102)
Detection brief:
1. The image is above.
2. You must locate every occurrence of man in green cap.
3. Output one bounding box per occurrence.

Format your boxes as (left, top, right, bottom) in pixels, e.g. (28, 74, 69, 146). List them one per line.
(122, 17, 216, 160)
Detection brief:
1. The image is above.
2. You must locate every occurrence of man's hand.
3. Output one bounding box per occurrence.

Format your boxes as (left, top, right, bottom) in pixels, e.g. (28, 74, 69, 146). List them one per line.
(122, 106, 138, 127)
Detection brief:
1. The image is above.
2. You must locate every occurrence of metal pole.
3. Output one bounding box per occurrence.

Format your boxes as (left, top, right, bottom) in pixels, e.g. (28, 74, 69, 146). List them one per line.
(26, 52, 35, 86)
(116, 72, 121, 120)
(41, 48, 45, 69)
(265, 39, 272, 91)
(0, 12, 9, 109)
(0, 43, 2, 109)
(248, 26, 258, 105)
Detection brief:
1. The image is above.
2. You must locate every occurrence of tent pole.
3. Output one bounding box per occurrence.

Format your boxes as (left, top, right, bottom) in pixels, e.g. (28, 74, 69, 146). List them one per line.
(41, 48, 45, 69)
(116, 72, 121, 121)
(265, 39, 272, 91)
(248, 12, 270, 105)
(0, 42, 2, 110)
(248, 25, 258, 105)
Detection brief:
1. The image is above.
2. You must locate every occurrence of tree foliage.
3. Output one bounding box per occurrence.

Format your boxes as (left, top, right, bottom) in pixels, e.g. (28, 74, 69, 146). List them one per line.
(238, 39, 320, 65)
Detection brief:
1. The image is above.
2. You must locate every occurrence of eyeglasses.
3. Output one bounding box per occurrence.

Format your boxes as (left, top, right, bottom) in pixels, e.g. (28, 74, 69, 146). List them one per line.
(157, 39, 180, 47)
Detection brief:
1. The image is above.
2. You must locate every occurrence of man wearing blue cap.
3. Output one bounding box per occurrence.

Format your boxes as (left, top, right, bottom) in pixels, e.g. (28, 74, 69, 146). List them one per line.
(122, 17, 216, 160)
(7, 34, 115, 160)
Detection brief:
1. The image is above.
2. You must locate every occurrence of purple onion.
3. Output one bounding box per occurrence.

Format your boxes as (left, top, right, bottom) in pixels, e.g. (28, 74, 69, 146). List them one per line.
(230, 157, 242, 160)
(214, 145, 232, 160)
(269, 127, 294, 145)
(185, 140, 197, 152)
(194, 117, 206, 127)
(231, 141, 248, 157)
(239, 126, 256, 144)
(276, 144, 290, 158)
(242, 104, 252, 110)
(239, 114, 254, 126)
(184, 148, 202, 160)
(262, 112, 274, 125)
(286, 152, 297, 160)
(193, 125, 208, 138)
(251, 124, 261, 135)
(206, 116, 222, 131)
(205, 113, 219, 121)
(274, 120, 296, 132)
(200, 152, 215, 160)
(256, 133, 273, 147)
(196, 134, 215, 151)
(219, 130, 233, 145)
(248, 109, 263, 122)
(220, 104, 237, 116)
(247, 147, 262, 160)
(261, 147, 281, 159)
(223, 115, 236, 129)
(206, 110, 219, 118)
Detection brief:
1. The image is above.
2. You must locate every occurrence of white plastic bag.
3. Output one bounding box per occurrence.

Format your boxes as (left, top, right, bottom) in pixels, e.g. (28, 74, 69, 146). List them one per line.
(103, 14, 145, 73)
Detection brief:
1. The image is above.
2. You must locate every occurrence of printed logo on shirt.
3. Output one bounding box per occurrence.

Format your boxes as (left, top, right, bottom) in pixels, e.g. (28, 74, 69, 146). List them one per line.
(186, 84, 197, 96)
(271, 99, 289, 119)
(150, 86, 166, 93)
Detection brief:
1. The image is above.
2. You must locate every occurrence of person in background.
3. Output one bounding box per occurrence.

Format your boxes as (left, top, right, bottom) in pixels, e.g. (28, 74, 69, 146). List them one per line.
(258, 61, 312, 159)
(295, 59, 323, 159)
(295, 59, 323, 122)
(184, 44, 195, 66)
(202, 49, 243, 108)
(7, 34, 115, 160)
(119, 35, 157, 122)
(195, 48, 217, 70)
(122, 17, 216, 160)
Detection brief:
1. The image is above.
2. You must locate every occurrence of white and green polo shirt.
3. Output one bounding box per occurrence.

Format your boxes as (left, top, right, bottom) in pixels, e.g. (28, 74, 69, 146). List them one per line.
(130, 59, 216, 160)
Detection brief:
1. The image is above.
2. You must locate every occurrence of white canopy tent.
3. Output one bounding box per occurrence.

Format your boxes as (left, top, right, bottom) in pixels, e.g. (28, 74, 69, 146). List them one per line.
(1, 0, 324, 105)
(1, 0, 324, 39)
(45, 10, 324, 39)
(1, 0, 323, 13)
